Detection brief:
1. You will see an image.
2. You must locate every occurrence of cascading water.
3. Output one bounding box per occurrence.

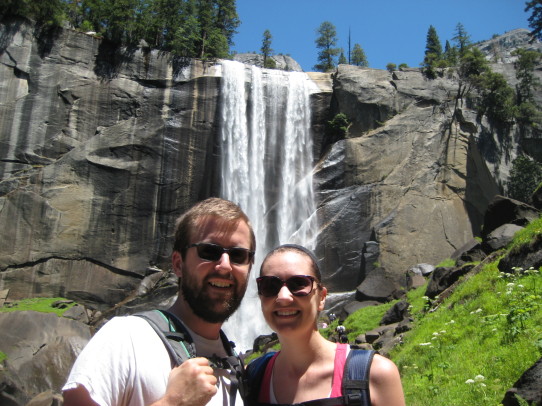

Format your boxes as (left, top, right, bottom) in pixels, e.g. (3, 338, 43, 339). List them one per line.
(220, 60, 318, 352)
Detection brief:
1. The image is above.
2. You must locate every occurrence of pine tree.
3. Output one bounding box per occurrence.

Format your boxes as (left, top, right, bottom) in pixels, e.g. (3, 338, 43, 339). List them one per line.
(425, 25, 442, 58)
(314, 21, 340, 72)
(443, 40, 458, 66)
(453, 22, 471, 58)
(261, 29, 274, 67)
(526, 0, 542, 41)
(351, 43, 368, 67)
(423, 25, 443, 78)
(338, 50, 348, 65)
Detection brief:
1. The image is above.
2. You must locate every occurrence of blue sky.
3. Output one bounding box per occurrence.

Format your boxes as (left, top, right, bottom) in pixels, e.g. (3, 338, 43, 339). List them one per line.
(231, 0, 532, 72)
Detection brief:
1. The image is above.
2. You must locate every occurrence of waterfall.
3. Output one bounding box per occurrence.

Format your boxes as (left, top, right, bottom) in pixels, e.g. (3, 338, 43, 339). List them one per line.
(220, 60, 318, 352)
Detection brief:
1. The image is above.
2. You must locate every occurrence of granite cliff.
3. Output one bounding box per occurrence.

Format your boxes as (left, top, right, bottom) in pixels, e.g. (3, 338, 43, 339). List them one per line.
(1, 19, 541, 306)
(1, 17, 542, 405)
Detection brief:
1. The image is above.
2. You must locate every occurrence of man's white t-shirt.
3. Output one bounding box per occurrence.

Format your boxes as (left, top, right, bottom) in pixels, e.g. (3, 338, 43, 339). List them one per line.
(63, 315, 242, 406)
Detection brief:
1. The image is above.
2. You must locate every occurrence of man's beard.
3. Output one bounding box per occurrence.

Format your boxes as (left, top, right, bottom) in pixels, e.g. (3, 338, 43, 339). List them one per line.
(181, 270, 247, 324)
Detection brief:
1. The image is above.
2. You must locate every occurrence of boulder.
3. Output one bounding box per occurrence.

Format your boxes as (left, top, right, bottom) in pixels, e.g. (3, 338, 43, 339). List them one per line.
(233, 53, 303, 72)
(0, 311, 91, 406)
(355, 269, 403, 303)
(451, 239, 487, 265)
(482, 223, 524, 253)
(502, 357, 542, 406)
(481, 196, 539, 239)
(379, 300, 409, 325)
(498, 233, 542, 274)
(408, 264, 435, 276)
(425, 265, 475, 299)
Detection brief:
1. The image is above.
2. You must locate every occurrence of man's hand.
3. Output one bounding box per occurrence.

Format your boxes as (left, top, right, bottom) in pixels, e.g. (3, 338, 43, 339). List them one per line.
(154, 357, 217, 406)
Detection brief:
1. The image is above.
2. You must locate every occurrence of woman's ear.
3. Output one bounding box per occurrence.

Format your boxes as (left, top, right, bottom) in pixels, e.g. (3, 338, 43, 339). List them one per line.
(318, 286, 327, 312)
(172, 251, 183, 278)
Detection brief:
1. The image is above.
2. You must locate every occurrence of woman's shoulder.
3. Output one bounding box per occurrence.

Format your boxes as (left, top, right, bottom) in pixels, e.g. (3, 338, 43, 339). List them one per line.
(369, 354, 401, 384)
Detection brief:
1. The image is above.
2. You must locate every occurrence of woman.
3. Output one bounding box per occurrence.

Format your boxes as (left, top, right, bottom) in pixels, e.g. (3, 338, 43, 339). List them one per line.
(247, 244, 405, 406)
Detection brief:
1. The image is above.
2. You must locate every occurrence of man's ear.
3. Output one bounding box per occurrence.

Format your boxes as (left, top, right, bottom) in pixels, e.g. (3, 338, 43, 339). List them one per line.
(172, 251, 183, 277)
(318, 286, 327, 312)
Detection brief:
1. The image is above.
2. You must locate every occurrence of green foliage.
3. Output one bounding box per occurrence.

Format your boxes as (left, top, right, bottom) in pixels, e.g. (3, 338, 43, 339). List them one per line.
(398, 63, 408, 70)
(507, 156, 542, 203)
(263, 57, 276, 69)
(386, 63, 397, 73)
(436, 258, 456, 268)
(0, 351, 6, 363)
(1, 0, 239, 59)
(458, 47, 489, 81)
(513, 48, 541, 104)
(261, 29, 273, 66)
(452, 22, 471, 58)
(425, 25, 442, 59)
(391, 260, 542, 406)
(443, 40, 458, 66)
(0, 297, 75, 316)
(525, 0, 542, 42)
(338, 50, 347, 65)
(477, 71, 516, 125)
(314, 21, 340, 72)
(507, 215, 542, 253)
(326, 113, 350, 140)
(343, 302, 394, 342)
(0, 0, 65, 27)
(516, 101, 542, 127)
(351, 43, 368, 67)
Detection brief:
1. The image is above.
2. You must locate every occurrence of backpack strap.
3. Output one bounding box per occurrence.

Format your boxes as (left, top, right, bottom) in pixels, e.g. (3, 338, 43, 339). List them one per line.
(135, 309, 248, 404)
(342, 349, 375, 406)
(244, 349, 374, 406)
(246, 351, 276, 406)
(134, 310, 195, 366)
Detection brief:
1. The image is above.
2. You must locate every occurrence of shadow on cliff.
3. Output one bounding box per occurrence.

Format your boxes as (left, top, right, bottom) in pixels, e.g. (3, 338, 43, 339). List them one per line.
(93, 39, 191, 81)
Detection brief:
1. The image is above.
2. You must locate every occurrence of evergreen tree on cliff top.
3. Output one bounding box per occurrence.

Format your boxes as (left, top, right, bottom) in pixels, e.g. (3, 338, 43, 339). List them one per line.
(351, 43, 368, 67)
(0, 0, 239, 59)
(423, 25, 444, 78)
(314, 21, 340, 72)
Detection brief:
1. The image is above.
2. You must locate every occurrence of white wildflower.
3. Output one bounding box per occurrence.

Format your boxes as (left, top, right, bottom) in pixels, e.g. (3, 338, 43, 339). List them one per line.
(465, 379, 475, 384)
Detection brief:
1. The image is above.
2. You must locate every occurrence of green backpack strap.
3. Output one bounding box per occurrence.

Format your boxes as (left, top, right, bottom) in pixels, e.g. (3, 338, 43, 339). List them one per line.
(135, 310, 248, 404)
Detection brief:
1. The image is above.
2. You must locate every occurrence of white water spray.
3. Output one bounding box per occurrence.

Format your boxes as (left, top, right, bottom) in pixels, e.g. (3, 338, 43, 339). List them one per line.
(220, 61, 318, 352)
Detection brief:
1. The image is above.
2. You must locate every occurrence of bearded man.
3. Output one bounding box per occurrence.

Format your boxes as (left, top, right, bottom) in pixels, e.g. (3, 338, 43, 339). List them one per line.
(63, 197, 255, 406)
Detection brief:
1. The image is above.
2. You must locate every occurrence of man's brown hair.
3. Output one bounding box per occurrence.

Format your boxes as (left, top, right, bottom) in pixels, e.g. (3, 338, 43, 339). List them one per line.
(173, 197, 255, 259)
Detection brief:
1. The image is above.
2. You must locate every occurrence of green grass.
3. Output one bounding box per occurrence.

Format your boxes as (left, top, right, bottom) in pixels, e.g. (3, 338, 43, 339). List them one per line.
(390, 262, 541, 405)
(0, 297, 75, 316)
(507, 216, 542, 252)
(435, 258, 456, 268)
(0, 351, 6, 363)
(330, 217, 542, 405)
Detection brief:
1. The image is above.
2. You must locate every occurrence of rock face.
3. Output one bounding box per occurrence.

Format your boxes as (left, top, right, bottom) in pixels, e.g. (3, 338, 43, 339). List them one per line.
(0, 311, 91, 404)
(233, 53, 303, 71)
(1, 18, 541, 303)
(0, 19, 229, 309)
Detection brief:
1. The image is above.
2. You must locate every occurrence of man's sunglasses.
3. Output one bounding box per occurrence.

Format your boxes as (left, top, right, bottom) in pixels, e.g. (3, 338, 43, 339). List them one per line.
(256, 275, 317, 297)
(187, 243, 254, 265)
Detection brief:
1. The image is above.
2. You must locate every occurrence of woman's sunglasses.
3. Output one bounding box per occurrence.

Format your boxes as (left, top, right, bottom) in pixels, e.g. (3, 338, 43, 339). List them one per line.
(187, 243, 254, 265)
(256, 275, 317, 297)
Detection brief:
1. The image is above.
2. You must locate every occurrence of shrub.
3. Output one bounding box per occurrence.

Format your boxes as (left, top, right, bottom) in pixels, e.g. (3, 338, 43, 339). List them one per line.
(507, 156, 542, 203)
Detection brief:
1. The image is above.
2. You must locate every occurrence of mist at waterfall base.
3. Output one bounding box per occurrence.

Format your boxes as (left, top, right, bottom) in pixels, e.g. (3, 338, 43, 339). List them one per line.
(219, 60, 319, 353)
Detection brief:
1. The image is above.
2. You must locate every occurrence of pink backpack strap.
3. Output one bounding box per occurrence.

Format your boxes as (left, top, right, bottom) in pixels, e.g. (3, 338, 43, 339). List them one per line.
(331, 343, 349, 397)
(258, 351, 280, 403)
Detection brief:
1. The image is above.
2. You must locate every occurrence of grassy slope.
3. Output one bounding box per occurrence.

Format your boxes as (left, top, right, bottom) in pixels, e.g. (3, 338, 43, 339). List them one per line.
(334, 217, 542, 405)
